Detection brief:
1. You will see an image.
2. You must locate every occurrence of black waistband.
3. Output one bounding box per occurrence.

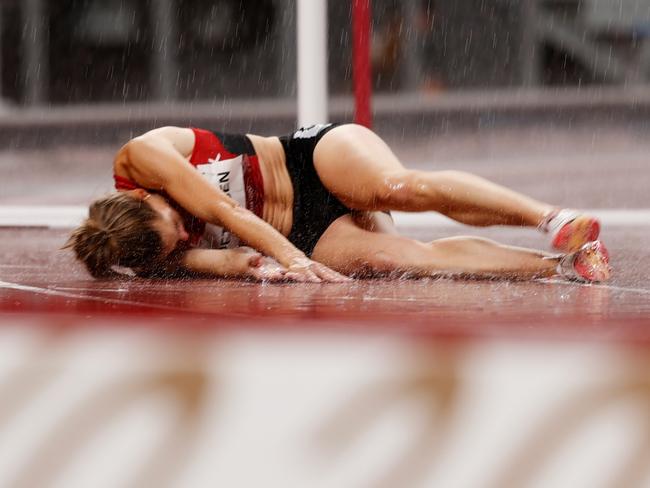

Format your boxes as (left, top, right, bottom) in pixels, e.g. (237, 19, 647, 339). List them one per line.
(211, 130, 256, 156)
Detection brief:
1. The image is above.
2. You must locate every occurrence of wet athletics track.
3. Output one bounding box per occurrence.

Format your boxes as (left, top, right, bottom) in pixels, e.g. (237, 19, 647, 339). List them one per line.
(0, 125, 649, 487)
(1, 124, 649, 339)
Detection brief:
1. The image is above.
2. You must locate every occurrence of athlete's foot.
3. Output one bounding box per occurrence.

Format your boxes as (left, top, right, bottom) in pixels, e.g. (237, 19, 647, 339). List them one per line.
(540, 209, 600, 253)
(557, 240, 611, 283)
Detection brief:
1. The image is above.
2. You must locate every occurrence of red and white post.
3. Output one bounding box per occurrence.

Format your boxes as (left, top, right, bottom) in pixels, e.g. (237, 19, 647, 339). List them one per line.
(296, 0, 372, 128)
(352, 0, 372, 128)
(297, 0, 329, 126)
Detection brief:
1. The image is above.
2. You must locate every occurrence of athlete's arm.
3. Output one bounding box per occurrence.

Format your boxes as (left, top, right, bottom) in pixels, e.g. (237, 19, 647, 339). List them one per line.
(180, 247, 287, 281)
(118, 127, 350, 283)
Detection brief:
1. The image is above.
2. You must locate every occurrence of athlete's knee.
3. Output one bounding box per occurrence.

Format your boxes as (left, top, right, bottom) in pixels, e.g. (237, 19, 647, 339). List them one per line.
(360, 250, 401, 273)
(355, 237, 424, 274)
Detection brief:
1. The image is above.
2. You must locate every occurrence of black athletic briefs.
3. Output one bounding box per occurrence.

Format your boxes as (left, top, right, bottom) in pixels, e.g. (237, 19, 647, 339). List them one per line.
(279, 123, 351, 256)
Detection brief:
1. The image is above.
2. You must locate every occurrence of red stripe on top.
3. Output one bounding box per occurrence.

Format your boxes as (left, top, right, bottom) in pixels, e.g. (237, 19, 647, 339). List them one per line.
(114, 174, 138, 190)
(190, 128, 236, 164)
(189, 128, 264, 218)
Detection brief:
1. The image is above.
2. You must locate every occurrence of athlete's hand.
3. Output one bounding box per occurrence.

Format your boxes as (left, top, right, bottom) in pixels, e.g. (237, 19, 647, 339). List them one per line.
(247, 256, 290, 281)
(285, 257, 351, 283)
(235, 247, 287, 282)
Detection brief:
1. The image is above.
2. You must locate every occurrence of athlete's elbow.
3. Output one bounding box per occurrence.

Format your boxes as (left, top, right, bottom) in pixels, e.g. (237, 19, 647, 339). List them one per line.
(122, 138, 148, 165)
(126, 135, 157, 156)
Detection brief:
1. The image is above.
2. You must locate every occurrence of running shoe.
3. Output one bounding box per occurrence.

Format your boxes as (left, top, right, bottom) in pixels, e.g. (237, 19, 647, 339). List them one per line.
(543, 209, 601, 253)
(557, 240, 611, 283)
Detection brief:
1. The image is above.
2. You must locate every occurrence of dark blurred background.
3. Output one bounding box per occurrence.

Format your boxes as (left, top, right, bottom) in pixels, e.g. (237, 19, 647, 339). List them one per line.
(3, 0, 650, 107)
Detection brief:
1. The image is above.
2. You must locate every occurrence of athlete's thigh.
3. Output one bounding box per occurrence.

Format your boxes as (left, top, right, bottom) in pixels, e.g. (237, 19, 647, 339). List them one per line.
(313, 124, 405, 207)
(311, 212, 419, 276)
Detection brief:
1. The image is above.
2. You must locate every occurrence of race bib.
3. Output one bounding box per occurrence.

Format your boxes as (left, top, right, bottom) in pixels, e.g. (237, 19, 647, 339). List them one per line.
(195, 155, 247, 249)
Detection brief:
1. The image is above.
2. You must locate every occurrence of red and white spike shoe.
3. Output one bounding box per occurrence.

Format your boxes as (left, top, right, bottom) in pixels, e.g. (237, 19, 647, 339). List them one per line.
(542, 209, 601, 253)
(557, 240, 611, 283)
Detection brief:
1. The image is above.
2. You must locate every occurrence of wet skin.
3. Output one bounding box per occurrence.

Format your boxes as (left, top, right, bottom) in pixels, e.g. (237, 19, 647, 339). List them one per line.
(111, 125, 602, 282)
(129, 190, 318, 281)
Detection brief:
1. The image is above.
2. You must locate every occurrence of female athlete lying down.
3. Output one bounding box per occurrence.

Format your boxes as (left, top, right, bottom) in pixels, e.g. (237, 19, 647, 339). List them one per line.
(66, 123, 610, 283)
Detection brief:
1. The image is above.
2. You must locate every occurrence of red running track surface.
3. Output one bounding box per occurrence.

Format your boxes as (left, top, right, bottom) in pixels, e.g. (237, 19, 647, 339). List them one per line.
(1, 125, 649, 341)
(1, 225, 649, 343)
(2, 120, 650, 488)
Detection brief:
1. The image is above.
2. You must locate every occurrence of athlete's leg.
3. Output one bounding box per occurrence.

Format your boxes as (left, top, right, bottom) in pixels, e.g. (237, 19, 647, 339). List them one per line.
(314, 124, 554, 227)
(311, 213, 560, 280)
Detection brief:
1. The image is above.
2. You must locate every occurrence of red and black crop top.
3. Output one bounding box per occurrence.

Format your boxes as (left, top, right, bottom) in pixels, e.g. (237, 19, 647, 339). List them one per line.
(114, 128, 265, 247)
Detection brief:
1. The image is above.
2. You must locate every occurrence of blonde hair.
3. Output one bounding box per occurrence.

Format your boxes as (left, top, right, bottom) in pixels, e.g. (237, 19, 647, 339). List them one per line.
(65, 193, 163, 278)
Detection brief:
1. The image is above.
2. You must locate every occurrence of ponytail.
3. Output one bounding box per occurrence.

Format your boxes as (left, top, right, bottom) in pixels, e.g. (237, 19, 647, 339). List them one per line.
(65, 193, 163, 278)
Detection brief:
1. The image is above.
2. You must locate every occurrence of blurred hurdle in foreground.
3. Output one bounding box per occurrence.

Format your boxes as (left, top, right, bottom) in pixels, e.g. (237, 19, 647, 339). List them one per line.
(1, 315, 650, 487)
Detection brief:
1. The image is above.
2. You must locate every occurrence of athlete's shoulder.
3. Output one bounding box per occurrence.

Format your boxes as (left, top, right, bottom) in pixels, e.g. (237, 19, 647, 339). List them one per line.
(134, 127, 195, 158)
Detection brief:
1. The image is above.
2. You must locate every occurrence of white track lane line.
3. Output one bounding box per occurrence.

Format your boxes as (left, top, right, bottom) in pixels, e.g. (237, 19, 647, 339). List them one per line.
(393, 209, 650, 228)
(543, 278, 650, 296)
(0, 280, 190, 312)
(0, 206, 648, 229)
